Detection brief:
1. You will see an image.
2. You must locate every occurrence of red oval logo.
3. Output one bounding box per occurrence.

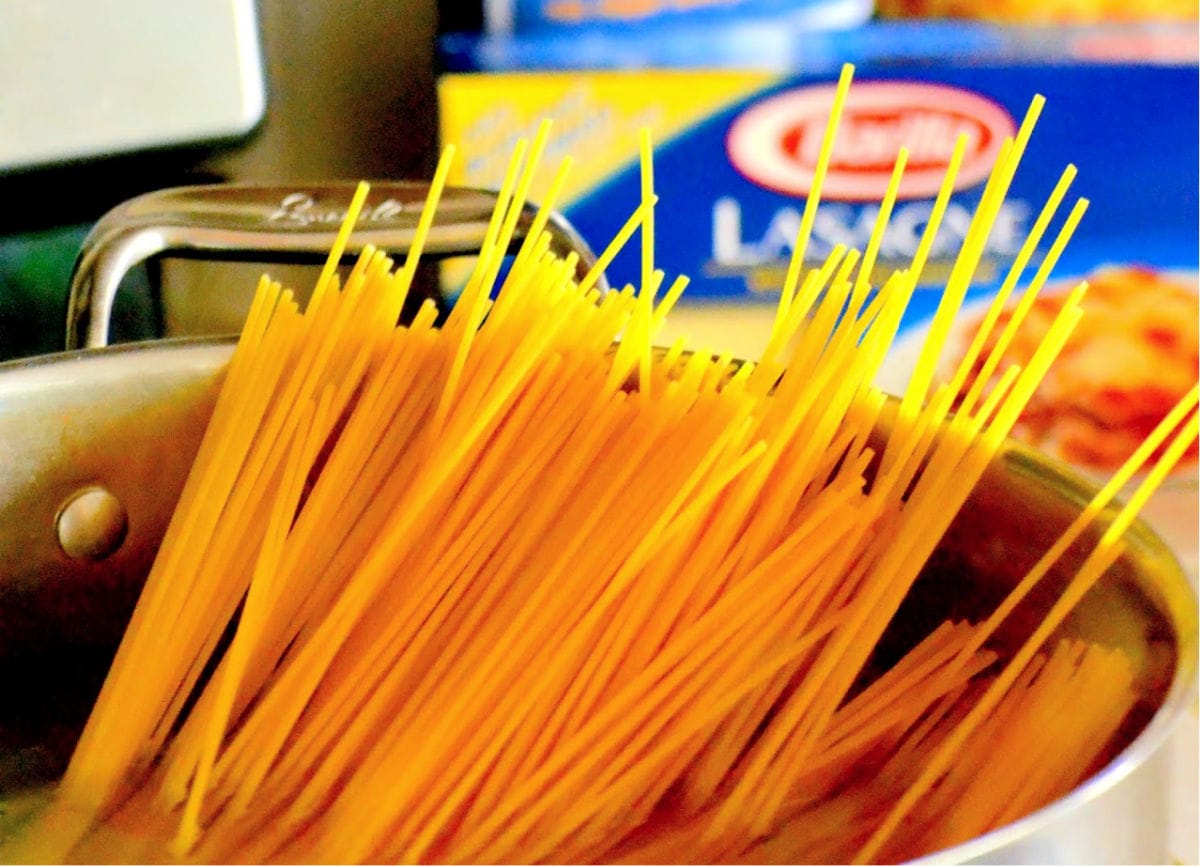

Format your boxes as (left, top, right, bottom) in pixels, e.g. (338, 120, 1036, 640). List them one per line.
(726, 82, 1017, 201)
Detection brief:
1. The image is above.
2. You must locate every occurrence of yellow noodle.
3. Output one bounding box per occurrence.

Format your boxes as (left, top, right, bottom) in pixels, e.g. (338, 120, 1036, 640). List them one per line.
(22, 67, 1198, 866)
(772, 63, 854, 336)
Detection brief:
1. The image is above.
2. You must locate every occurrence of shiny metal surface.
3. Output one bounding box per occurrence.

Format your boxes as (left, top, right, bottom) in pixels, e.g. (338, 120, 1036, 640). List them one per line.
(65, 182, 605, 349)
(0, 340, 230, 595)
(55, 487, 129, 562)
(0, 340, 1194, 863)
(918, 447, 1198, 864)
(0, 341, 233, 798)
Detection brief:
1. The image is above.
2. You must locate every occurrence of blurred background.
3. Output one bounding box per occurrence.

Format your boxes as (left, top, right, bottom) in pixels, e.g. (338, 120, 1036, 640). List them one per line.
(0, 1, 1195, 861)
(1, 0, 445, 357)
(1, 0, 1195, 359)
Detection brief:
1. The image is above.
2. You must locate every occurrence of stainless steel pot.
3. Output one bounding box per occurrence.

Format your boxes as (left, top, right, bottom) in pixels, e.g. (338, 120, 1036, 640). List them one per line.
(0, 184, 1194, 864)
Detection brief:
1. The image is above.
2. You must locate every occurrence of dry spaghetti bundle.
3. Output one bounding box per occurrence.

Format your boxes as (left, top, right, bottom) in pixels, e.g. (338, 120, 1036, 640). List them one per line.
(8, 65, 1198, 865)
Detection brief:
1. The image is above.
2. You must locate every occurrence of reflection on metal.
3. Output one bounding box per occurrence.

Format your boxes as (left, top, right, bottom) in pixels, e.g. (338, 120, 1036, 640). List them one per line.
(56, 487, 128, 561)
(66, 182, 607, 350)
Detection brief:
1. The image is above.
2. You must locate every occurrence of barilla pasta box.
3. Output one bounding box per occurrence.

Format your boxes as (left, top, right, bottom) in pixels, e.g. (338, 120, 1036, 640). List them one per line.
(438, 26, 1200, 585)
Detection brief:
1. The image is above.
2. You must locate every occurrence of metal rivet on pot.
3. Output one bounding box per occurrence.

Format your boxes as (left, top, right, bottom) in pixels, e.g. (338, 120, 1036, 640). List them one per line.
(57, 486, 128, 561)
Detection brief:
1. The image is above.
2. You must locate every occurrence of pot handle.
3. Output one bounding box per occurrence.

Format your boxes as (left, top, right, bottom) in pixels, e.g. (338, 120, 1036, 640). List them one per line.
(65, 181, 604, 349)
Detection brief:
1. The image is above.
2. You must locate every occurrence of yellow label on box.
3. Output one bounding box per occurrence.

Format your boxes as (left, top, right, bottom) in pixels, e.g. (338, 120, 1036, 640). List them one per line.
(438, 71, 776, 205)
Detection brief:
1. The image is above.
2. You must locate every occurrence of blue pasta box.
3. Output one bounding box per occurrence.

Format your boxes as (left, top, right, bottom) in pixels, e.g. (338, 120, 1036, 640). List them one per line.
(438, 22, 1200, 582)
(478, 0, 875, 34)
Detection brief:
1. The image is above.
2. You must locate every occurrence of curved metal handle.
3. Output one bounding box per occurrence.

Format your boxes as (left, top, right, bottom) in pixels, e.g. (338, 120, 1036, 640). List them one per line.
(66, 181, 605, 349)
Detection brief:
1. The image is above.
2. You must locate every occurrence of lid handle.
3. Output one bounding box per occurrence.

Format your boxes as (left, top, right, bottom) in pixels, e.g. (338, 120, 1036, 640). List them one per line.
(66, 181, 604, 349)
